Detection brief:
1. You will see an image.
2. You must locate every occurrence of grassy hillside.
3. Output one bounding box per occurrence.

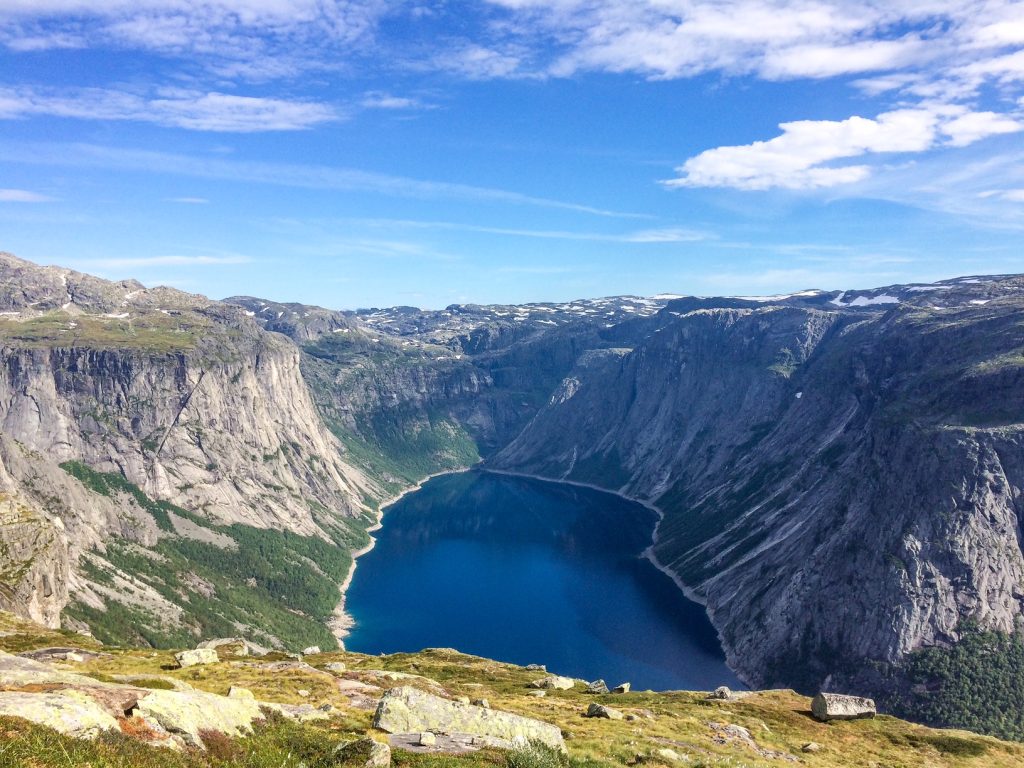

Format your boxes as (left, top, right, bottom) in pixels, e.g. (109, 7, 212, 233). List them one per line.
(1, 612, 1023, 768)
(58, 463, 370, 652)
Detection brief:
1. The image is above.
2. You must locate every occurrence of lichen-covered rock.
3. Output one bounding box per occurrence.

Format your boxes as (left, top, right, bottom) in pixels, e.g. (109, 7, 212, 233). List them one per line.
(530, 675, 574, 690)
(0, 690, 118, 738)
(585, 703, 623, 720)
(708, 686, 731, 700)
(811, 693, 876, 721)
(612, 682, 630, 694)
(334, 736, 391, 768)
(174, 648, 218, 668)
(373, 686, 564, 751)
(197, 638, 252, 657)
(585, 679, 609, 694)
(132, 688, 262, 747)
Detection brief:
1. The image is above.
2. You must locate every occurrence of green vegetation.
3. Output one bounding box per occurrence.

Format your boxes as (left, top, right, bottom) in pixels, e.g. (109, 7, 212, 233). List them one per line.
(885, 625, 1024, 742)
(60, 460, 199, 531)
(2, 607, 1024, 768)
(58, 463, 369, 652)
(0, 310, 208, 352)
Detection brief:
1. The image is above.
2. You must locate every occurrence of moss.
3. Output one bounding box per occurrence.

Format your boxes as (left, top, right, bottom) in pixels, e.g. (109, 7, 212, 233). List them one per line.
(0, 310, 207, 352)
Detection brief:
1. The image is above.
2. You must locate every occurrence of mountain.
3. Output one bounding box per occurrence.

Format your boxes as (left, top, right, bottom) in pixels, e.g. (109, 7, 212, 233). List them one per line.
(0, 252, 375, 651)
(3, 252, 1024, 739)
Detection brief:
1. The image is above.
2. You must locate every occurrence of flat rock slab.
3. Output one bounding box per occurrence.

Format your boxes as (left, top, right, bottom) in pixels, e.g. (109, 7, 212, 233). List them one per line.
(388, 731, 523, 754)
(811, 692, 876, 721)
(0, 690, 119, 739)
(133, 688, 263, 748)
(374, 686, 564, 751)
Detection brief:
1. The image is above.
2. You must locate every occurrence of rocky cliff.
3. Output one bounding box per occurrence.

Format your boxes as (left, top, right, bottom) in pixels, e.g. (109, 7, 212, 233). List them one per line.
(4, 252, 1024, 735)
(491, 281, 1024, 700)
(0, 252, 374, 649)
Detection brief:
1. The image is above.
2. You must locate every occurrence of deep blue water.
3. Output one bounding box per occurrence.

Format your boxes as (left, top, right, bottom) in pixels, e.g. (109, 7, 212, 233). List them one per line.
(344, 470, 742, 691)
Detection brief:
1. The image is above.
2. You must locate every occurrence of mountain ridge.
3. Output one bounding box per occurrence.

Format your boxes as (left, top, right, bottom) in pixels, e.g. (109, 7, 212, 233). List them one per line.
(2, 251, 1024, 739)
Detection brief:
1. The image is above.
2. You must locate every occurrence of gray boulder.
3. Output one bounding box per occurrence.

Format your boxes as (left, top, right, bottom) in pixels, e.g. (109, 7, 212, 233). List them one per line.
(334, 736, 392, 768)
(132, 688, 263, 747)
(811, 692, 876, 721)
(174, 648, 218, 668)
(530, 675, 574, 690)
(708, 686, 731, 700)
(585, 703, 623, 720)
(0, 691, 118, 739)
(585, 679, 609, 694)
(612, 682, 631, 694)
(373, 686, 564, 751)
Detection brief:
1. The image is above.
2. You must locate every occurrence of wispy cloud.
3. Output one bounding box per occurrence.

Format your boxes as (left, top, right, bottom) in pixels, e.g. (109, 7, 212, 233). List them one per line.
(0, 0, 390, 80)
(83, 254, 251, 268)
(166, 196, 209, 204)
(0, 188, 55, 202)
(0, 86, 338, 132)
(309, 218, 707, 242)
(359, 91, 430, 110)
(0, 141, 648, 218)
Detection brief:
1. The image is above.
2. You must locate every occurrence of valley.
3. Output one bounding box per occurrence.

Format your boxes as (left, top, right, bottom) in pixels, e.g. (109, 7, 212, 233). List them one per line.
(1, 252, 1024, 742)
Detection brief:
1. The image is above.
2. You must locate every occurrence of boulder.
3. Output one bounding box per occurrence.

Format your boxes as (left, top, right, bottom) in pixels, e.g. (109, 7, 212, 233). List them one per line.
(530, 675, 574, 690)
(0, 690, 118, 739)
(802, 742, 822, 753)
(302, 645, 322, 656)
(373, 686, 565, 751)
(811, 692, 876, 721)
(708, 686, 731, 700)
(325, 662, 348, 674)
(174, 648, 218, 668)
(524, 664, 546, 671)
(132, 688, 262, 748)
(472, 698, 490, 709)
(585, 703, 623, 720)
(419, 732, 437, 746)
(612, 682, 631, 694)
(585, 679, 609, 694)
(195, 637, 267, 657)
(334, 736, 391, 768)
(654, 748, 679, 762)
(227, 686, 255, 700)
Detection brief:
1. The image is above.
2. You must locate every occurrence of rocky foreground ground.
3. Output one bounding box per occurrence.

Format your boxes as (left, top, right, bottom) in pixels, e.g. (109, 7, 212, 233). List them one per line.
(0, 611, 1021, 768)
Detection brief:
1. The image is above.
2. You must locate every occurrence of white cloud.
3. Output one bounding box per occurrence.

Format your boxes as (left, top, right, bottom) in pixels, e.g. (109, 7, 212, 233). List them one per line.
(0, 188, 55, 202)
(166, 196, 209, 204)
(666, 106, 1023, 190)
(0, 86, 338, 131)
(87, 254, 250, 268)
(941, 110, 1023, 146)
(359, 92, 424, 110)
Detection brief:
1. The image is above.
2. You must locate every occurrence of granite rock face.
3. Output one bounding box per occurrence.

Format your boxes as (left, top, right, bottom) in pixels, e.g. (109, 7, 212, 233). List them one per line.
(491, 281, 1024, 697)
(0, 253, 373, 640)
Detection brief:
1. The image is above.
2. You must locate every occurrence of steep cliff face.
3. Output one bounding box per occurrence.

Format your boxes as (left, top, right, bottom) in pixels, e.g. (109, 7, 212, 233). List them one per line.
(493, 289, 1024, 696)
(0, 253, 374, 648)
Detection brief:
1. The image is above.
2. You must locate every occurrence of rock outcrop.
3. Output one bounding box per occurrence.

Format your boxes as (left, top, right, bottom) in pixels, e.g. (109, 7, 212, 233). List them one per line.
(812, 693, 876, 721)
(372, 686, 565, 751)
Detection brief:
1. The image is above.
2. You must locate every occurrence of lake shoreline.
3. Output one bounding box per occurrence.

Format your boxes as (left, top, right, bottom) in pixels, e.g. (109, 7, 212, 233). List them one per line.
(475, 467, 747, 688)
(328, 467, 469, 644)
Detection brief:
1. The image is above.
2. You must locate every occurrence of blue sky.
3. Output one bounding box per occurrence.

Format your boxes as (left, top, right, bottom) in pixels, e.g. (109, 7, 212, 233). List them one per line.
(0, 1, 1022, 309)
